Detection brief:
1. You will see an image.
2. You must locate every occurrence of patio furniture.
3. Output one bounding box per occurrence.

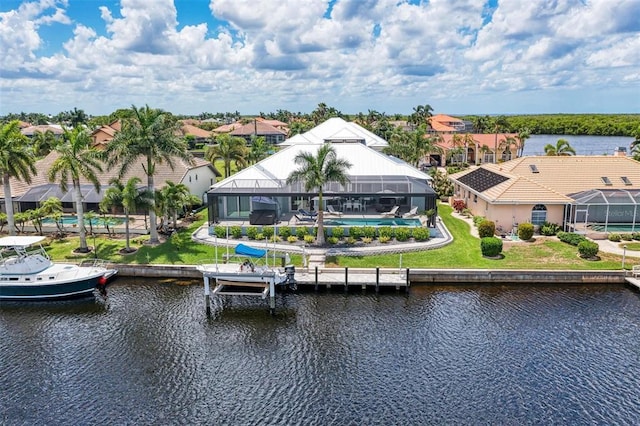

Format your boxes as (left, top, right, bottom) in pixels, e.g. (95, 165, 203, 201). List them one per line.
(326, 205, 343, 217)
(402, 206, 419, 218)
(381, 205, 400, 218)
(294, 214, 316, 223)
(298, 208, 318, 218)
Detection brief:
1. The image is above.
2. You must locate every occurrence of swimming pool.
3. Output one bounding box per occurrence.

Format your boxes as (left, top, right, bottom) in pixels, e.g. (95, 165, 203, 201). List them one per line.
(324, 217, 422, 227)
(42, 216, 126, 226)
(588, 224, 639, 232)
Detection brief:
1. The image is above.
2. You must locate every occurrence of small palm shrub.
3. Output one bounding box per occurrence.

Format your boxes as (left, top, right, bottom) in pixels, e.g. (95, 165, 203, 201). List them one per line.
(478, 220, 496, 238)
(578, 240, 599, 259)
(473, 216, 486, 227)
(327, 236, 339, 245)
(481, 237, 503, 257)
(287, 236, 298, 244)
(346, 237, 357, 244)
(362, 237, 372, 244)
(395, 228, 411, 242)
(608, 233, 622, 242)
(379, 236, 390, 243)
(230, 226, 242, 238)
(214, 226, 226, 238)
(363, 226, 376, 239)
(246, 227, 259, 240)
(413, 227, 430, 241)
(262, 226, 274, 239)
(621, 233, 633, 241)
(331, 227, 344, 239)
(255, 233, 264, 241)
(518, 223, 535, 241)
(557, 231, 587, 246)
(349, 226, 364, 239)
(378, 226, 393, 239)
(278, 226, 291, 239)
(303, 235, 314, 244)
(540, 222, 561, 236)
(296, 227, 309, 240)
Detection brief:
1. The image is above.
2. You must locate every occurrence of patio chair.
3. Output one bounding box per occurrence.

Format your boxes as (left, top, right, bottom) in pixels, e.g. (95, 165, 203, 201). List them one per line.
(298, 208, 318, 218)
(381, 205, 400, 218)
(325, 205, 343, 217)
(294, 214, 316, 223)
(402, 206, 419, 218)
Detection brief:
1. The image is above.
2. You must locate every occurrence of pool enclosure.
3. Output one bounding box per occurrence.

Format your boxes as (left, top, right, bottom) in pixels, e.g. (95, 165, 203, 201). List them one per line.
(566, 189, 640, 232)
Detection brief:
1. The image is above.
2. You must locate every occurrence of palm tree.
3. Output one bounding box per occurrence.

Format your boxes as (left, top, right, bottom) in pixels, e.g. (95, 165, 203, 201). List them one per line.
(544, 139, 576, 156)
(160, 180, 191, 230)
(48, 126, 103, 252)
(205, 133, 248, 177)
(31, 129, 57, 158)
(515, 128, 531, 157)
(286, 144, 352, 246)
(491, 115, 509, 163)
(100, 177, 153, 252)
(463, 133, 475, 165)
(630, 125, 640, 161)
(104, 104, 193, 245)
(247, 136, 270, 165)
(0, 120, 37, 236)
(498, 136, 517, 161)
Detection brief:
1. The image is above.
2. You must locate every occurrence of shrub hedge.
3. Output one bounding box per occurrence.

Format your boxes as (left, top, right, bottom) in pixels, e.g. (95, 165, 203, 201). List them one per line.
(518, 223, 535, 241)
(478, 220, 496, 238)
(481, 237, 503, 257)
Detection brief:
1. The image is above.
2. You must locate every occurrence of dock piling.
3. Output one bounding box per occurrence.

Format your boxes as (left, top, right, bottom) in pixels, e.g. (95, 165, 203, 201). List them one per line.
(204, 276, 211, 316)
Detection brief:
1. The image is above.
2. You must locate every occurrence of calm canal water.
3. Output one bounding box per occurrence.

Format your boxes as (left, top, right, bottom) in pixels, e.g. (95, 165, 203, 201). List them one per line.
(2, 278, 640, 425)
(523, 135, 634, 156)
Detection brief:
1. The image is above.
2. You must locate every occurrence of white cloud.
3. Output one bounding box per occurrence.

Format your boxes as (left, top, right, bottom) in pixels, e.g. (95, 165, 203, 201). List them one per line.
(0, 0, 638, 115)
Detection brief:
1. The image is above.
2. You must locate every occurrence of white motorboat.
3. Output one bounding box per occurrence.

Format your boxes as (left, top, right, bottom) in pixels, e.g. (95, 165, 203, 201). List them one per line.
(0, 236, 117, 300)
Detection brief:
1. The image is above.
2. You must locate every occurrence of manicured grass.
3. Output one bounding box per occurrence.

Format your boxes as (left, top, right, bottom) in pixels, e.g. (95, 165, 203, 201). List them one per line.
(332, 203, 629, 270)
(43, 204, 632, 270)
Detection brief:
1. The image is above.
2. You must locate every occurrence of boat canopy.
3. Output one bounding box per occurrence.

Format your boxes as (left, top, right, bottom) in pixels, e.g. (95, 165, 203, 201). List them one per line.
(235, 243, 267, 258)
(0, 236, 46, 248)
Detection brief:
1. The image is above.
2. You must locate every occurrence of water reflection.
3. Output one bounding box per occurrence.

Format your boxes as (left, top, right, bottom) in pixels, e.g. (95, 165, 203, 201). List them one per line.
(1, 279, 640, 424)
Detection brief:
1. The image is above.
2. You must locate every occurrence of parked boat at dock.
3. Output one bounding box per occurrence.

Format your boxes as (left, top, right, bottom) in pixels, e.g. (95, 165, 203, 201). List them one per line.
(0, 236, 117, 300)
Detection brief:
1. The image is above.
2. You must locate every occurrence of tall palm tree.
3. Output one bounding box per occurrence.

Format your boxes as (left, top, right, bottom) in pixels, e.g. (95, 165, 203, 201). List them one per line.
(31, 129, 57, 158)
(544, 139, 576, 156)
(515, 128, 531, 157)
(491, 115, 509, 163)
(247, 136, 270, 165)
(463, 133, 476, 165)
(630, 125, 640, 161)
(205, 133, 248, 177)
(160, 180, 191, 230)
(286, 144, 352, 246)
(100, 177, 153, 252)
(104, 104, 193, 245)
(0, 120, 37, 236)
(48, 126, 103, 252)
(498, 136, 518, 161)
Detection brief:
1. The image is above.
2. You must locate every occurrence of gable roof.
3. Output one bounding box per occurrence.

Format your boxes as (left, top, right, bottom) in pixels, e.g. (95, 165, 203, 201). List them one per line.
(229, 120, 287, 137)
(438, 133, 518, 150)
(279, 117, 388, 148)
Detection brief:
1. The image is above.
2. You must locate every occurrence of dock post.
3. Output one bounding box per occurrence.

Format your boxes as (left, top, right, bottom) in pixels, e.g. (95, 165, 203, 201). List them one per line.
(375, 267, 380, 293)
(406, 268, 410, 293)
(269, 278, 276, 315)
(314, 266, 319, 291)
(345, 267, 348, 292)
(204, 276, 211, 317)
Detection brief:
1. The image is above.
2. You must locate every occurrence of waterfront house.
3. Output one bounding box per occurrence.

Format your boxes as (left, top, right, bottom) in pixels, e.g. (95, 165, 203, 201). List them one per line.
(448, 156, 640, 233)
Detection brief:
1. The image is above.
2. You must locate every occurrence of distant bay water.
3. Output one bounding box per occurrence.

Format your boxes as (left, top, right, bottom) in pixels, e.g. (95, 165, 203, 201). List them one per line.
(522, 134, 634, 156)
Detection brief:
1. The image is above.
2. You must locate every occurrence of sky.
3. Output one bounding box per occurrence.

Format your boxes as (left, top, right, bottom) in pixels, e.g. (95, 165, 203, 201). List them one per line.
(1, 0, 639, 117)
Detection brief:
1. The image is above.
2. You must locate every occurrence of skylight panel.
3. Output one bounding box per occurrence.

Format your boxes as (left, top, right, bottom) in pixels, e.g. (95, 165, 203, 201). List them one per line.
(601, 177, 612, 186)
(529, 164, 539, 173)
(621, 176, 632, 185)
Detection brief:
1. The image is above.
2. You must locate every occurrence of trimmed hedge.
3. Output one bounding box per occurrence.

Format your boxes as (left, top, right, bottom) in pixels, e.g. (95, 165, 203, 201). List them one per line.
(518, 223, 534, 241)
(478, 220, 496, 238)
(578, 240, 599, 258)
(481, 237, 503, 257)
(557, 231, 587, 246)
(413, 227, 430, 241)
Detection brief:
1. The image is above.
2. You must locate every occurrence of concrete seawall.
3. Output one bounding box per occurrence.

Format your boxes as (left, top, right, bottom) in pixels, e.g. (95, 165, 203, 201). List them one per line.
(109, 263, 627, 285)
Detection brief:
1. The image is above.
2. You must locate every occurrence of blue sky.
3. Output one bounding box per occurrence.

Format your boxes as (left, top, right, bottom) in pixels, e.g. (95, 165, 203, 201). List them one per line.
(1, 0, 638, 117)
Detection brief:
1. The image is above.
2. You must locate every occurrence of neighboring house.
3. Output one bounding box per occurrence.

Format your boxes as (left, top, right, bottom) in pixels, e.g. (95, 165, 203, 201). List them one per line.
(21, 124, 64, 137)
(91, 120, 121, 148)
(448, 156, 640, 233)
(206, 119, 435, 224)
(229, 120, 287, 145)
(432, 133, 519, 167)
(279, 117, 388, 152)
(428, 114, 467, 133)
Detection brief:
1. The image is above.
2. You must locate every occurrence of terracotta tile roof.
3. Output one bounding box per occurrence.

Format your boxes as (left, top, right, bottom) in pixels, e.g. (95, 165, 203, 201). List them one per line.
(438, 133, 517, 150)
(230, 121, 287, 137)
(449, 156, 640, 204)
(212, 122, 242, 133)
(21, 125, 64, 136)
(178, 123, 212, 139)
(256, 117, 288, 128)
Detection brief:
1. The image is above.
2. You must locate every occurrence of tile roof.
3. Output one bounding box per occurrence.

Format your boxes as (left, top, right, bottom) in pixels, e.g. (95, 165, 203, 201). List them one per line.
(230, 120, 287, 137)
(21, 124, 64, 136)
(449, 156, 640, 204)
(438, 133, 517, 150)
(279, 117, 388, 148)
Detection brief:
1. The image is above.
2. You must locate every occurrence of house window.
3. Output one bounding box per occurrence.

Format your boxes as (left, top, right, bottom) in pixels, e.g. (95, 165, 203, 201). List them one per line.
(189, 176, 192, 182)
(531, 204, 547, 225)
(473, 194, 477, 203)
(196, 174, 198, 181)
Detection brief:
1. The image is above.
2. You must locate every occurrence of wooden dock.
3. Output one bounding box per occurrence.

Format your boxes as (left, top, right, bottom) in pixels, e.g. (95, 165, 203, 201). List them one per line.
(294, 267, 410, 292)
(625, 277, 640, 290)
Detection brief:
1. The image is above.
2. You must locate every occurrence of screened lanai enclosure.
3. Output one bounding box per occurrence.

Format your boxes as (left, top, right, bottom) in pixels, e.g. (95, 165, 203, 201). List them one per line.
(567, 189, 640, 233)
(206, 174, 437, 225)
(15, 183, 105, 213)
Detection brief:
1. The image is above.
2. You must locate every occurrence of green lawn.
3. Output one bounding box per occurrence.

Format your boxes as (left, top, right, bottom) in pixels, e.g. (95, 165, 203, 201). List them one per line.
(43, 204, 632, 270)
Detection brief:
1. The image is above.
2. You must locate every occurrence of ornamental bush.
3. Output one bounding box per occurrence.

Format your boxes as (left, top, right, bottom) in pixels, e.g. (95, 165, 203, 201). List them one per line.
(413, 227, 430, 241)
(246, 227, 259, 240)
(296, 226, 309, 240)
(331, 227, 344, 239)
(473, 216, 486, 227)
(349, 226, 364, 239)
(608, 233, 622, 242)
(262, 226, 274, 239)
(557, 231, 587, 246)
(303, 235, 314, 244)
(518, 223, 535, 241)
(478, 220, 496, 238)
(377, 226, 393, 239)
(395, 227, 411, 242)
(481, 237, 503, 257)
(578, 240, 599, 258)
(362, 226, 376, 239)
(278, 226, 291, 239)
(230, 226, 242, 239)
(452, 199, 466, 213)
(214, 226, 226, 238)
(287, 236, 298, 244)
